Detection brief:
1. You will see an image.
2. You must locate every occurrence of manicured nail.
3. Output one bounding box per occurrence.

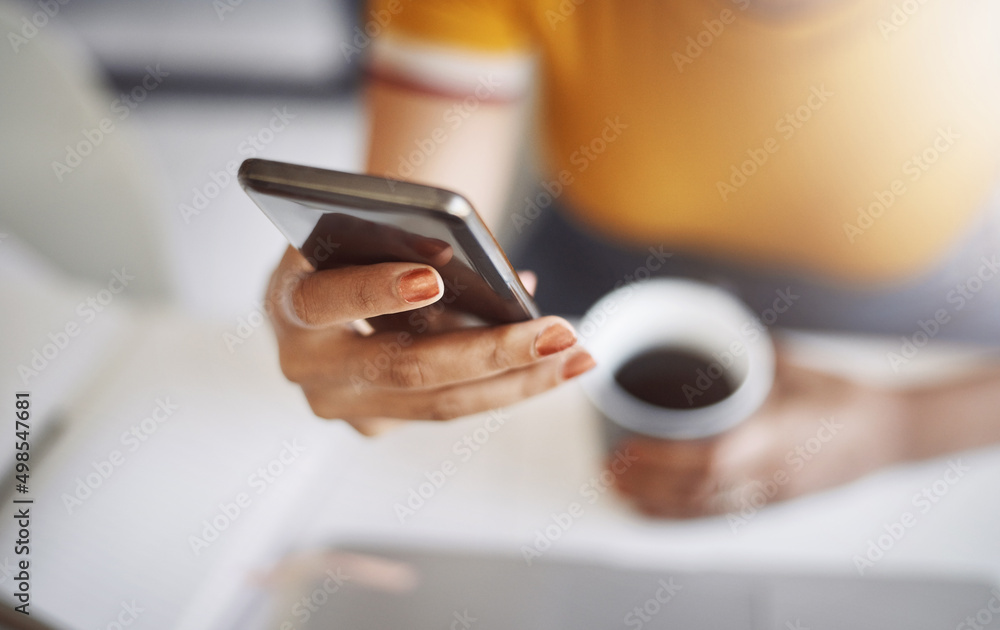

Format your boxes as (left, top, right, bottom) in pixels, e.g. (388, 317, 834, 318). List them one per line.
(563, 350, 596, 379)
(398, 268, 440, 303)
(534, 323, 577, 357)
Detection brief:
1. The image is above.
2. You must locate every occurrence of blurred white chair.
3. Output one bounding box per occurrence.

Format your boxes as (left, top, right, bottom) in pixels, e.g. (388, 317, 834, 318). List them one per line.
(0, 0, 174, 299)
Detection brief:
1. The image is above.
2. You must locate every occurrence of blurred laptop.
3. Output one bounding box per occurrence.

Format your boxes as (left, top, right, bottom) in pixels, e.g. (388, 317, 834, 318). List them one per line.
(230, 543, 1000, 630)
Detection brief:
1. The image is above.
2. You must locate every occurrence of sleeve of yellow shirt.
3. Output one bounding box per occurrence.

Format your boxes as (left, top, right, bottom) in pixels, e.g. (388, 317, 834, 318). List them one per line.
(364, 0, 535, 100)
(367, 0, 531, 53)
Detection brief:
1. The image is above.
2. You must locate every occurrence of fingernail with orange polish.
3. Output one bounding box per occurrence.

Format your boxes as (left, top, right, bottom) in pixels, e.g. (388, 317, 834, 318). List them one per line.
(398, 268, 440, 303)
(563, 351, 597, 379)
(534, 323, 577, 357)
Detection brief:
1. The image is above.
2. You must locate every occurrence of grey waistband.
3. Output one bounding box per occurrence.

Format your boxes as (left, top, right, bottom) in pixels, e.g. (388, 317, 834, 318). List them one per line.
(506, 188, 1000, 347)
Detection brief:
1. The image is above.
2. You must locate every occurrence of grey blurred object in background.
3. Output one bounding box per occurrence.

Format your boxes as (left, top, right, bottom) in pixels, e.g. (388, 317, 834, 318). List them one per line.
(1, 0, 175, 299)
(0, 0, 362, 303)
(10, 0, 360, 93)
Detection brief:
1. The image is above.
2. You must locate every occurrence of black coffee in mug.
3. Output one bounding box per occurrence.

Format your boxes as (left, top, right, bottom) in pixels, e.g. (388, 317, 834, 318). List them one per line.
(613, 347, 736, 410)
(581, 279, 774, 440)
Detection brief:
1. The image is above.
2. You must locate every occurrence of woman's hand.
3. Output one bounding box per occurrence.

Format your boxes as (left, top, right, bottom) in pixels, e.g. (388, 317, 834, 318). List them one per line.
(612, 353, 910, 519)
(266, 246, 596, 435)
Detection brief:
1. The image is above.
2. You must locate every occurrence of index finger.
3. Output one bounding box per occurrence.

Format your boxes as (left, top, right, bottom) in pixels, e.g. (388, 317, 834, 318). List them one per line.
(273, 246, 444, 328)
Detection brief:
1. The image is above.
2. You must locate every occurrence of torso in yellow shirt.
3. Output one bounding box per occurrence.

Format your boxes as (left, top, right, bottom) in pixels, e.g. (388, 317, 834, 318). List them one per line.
(369, 0, 1000, 282)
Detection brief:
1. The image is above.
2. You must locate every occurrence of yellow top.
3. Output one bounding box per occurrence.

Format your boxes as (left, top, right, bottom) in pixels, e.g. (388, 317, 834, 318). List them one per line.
(368, 0, 1000, 282)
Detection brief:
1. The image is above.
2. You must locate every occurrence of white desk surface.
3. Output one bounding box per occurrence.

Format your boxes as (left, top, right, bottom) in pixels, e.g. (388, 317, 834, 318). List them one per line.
(5, 308, 997, 630)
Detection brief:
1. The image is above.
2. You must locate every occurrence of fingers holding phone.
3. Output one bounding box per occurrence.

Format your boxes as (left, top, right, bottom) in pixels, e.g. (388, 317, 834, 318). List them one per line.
(243, 160, 595, 432)
(266, 246, 595, 433)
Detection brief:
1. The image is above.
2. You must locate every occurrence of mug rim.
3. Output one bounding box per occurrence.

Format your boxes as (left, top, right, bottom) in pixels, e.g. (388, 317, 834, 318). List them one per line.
(579, 278, 775, 440)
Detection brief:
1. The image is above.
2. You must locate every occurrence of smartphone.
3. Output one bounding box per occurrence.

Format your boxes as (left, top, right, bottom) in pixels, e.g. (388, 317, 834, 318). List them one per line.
(238, 158, 539, 325)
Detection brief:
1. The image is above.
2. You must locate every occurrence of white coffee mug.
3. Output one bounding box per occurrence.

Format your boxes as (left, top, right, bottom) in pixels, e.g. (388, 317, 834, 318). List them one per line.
(579, 278, 775, 441)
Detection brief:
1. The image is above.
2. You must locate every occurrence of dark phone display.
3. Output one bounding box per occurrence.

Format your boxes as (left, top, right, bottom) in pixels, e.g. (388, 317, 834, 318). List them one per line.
(249, 191, 533, 325)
